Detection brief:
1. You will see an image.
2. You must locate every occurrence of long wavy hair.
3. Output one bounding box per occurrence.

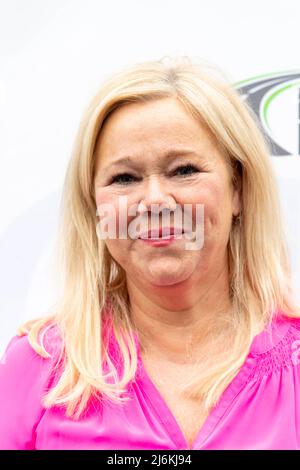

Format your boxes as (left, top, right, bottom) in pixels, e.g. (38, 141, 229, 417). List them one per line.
(18, 56, 300, 420)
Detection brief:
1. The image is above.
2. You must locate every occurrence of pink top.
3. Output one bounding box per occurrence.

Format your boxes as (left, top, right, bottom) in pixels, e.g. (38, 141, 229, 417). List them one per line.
(1, 310, 300, 450)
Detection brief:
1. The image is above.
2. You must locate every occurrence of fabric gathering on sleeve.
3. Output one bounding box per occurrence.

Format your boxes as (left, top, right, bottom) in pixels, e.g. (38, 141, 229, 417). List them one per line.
(0, 312, 300, 450)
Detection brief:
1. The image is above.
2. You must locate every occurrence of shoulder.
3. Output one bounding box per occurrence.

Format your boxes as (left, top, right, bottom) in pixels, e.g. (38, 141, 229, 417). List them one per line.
(0, 333, 40, 370)
(286, 315, 300, 331)
(280, 313, 300, 343)
(272, 313, 300, 360)
(285, 316, 300, 366)
(0, 324, 62, 375)
(247, 313, 300, 381)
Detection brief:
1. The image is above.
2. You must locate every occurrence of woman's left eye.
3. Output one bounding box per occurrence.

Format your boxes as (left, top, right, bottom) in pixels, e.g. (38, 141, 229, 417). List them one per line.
(172, 164, 199, 177)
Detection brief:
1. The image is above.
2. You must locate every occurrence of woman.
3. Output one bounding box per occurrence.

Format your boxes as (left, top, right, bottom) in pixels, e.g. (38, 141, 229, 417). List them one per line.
(0, 56, 300, 450)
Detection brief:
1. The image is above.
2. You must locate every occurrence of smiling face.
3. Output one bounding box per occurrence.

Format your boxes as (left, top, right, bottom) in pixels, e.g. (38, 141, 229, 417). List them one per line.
(93, 97, 241, 289)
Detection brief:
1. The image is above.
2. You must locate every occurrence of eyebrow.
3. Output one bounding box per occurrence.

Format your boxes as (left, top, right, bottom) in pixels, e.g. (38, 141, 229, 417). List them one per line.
(102, 149, 207, 173)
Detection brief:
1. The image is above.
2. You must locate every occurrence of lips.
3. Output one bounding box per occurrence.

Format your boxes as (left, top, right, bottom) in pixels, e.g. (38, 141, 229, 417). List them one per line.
(138, 227, 183, 240)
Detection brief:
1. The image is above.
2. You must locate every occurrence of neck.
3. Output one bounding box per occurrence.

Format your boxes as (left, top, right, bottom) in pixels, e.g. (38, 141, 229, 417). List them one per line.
(126, 264, 233, 364)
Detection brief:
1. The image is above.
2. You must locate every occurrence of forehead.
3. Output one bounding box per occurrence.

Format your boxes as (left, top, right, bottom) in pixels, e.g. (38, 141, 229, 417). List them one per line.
(94, 97, 226, 169)
(100, 97, 196, 130)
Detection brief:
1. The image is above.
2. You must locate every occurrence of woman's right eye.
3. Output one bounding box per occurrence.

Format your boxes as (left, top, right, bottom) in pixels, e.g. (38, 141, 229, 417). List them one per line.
(110, 173, 136, 185)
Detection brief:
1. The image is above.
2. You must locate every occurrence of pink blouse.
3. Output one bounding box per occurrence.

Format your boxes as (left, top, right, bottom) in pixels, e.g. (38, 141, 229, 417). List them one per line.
(0, 310, 300, 450)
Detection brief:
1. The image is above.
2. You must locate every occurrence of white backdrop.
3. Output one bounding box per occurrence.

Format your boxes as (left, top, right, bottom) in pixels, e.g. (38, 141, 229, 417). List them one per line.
(1, 0, 300, 355)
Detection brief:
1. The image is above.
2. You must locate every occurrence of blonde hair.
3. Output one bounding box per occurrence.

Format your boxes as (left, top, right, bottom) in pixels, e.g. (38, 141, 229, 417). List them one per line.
(18, 56, 300, 420)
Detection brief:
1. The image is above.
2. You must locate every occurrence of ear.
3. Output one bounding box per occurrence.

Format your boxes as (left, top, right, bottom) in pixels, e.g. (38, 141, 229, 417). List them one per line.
(231, 166, 242, 217)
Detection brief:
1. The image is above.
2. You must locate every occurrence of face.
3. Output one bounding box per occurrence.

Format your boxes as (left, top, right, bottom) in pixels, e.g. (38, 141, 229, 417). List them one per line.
(93, 97, 241, 288)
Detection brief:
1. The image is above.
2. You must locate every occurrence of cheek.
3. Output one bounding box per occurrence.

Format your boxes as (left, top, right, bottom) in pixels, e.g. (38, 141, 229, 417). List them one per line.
(95, 189, 123, 236)
(186, 181, 224, 221)
(96, 190, 159, 241)
(187, 180, 232, 237)
(105, 238, 129, 265)
(95, 188, 113, 206)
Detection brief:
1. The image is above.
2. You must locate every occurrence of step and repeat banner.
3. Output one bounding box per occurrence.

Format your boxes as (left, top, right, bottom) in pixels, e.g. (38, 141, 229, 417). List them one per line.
(0, 0, 299, 354)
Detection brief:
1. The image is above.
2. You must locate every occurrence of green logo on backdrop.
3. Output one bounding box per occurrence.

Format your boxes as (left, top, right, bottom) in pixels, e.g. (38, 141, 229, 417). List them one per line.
(235, 70, 300, 156)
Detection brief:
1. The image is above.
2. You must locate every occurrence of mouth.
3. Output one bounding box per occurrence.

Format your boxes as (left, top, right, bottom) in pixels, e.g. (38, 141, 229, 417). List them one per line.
(138, 227, 184, 240)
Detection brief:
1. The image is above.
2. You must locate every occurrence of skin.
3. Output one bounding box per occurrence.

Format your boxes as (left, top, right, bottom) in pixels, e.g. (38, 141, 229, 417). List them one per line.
(93, 96, 241, 365)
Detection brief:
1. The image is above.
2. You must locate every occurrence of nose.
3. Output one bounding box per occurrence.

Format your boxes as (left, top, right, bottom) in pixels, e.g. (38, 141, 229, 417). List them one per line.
(136, 175, 177, 215)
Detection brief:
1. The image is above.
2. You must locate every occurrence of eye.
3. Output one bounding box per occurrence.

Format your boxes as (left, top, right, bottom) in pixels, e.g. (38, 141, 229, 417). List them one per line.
(110, 173, 137, 185)
(172, 163, 199, 177)
(109, 163, 200, 185)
